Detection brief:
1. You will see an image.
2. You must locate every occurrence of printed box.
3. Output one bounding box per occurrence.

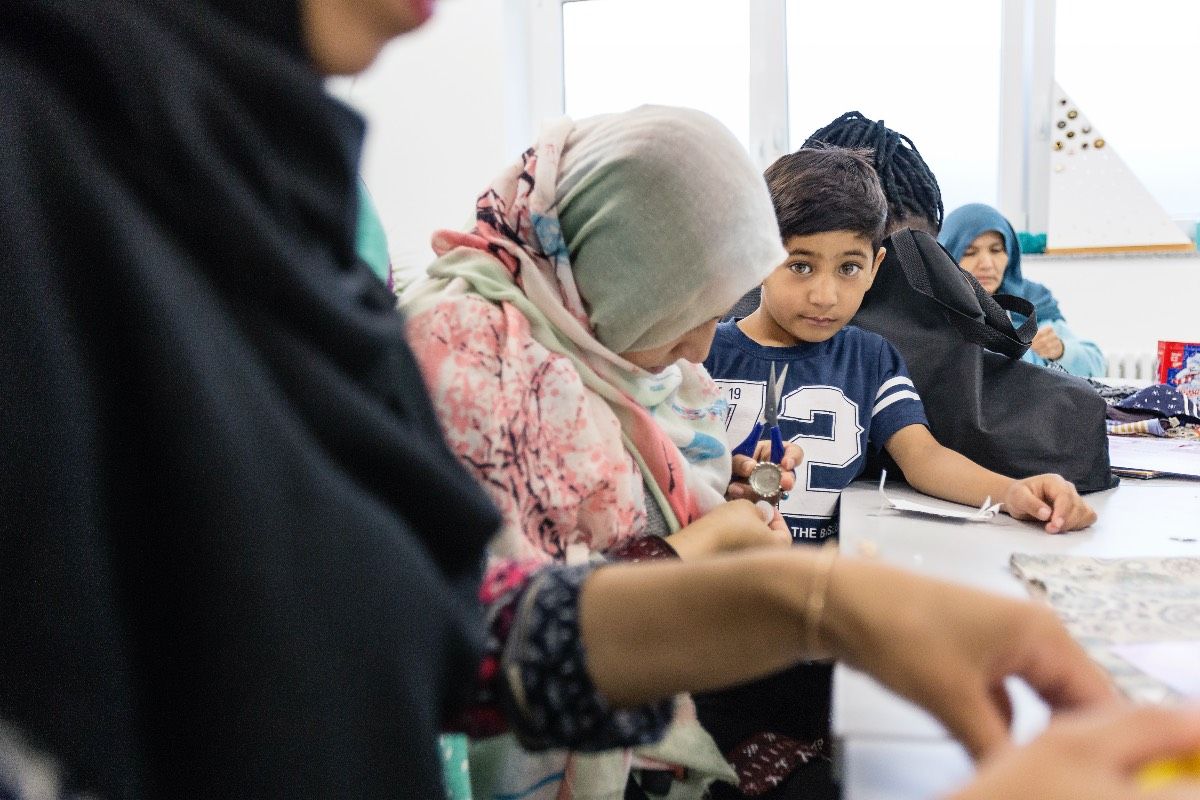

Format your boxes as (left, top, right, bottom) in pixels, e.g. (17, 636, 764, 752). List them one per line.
(1157, 340, 1200, 399)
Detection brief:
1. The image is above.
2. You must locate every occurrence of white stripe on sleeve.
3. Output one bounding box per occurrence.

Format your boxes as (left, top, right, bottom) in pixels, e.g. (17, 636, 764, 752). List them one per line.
(875, 376, 915, 400)
(872, 390, 921, 417)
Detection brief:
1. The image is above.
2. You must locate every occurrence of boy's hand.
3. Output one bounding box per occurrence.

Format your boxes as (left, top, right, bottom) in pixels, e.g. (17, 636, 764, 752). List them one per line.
(727, 442, 803, 502)
(1002, 474, 1097, 533)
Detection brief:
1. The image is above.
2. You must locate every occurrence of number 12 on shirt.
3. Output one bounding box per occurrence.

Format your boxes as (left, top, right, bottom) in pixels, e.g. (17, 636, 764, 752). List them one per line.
(720, 380, 863, 520)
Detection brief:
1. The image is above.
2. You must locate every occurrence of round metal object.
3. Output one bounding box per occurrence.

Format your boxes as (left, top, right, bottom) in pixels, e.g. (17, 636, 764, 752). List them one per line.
(748, 461, 783, 501)
(1067, 109, 1079, 119)
(1095, 138, 1106, 148)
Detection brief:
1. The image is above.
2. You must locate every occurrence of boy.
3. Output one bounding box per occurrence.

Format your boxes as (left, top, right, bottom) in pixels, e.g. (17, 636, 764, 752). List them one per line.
(706, 147, 1096, 544)
(697, 147, 1096, 800)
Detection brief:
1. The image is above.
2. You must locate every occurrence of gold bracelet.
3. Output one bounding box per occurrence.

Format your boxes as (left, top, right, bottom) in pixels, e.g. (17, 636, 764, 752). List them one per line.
(805, 541, 838, 658)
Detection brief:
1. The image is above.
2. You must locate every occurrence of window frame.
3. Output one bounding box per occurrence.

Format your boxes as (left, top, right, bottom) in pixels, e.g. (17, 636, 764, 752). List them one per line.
(527, 0, 1056, 231)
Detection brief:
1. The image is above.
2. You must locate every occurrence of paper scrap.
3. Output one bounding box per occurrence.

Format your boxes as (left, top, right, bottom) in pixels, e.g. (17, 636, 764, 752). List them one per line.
(1107, 435, 1200, 479)
(877, 471, 1002, 522)
(1111, 641, 1200, 699)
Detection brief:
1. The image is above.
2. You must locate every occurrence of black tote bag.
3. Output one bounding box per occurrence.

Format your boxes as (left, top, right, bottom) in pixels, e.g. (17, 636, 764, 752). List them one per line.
(852, 229, 1116, 493)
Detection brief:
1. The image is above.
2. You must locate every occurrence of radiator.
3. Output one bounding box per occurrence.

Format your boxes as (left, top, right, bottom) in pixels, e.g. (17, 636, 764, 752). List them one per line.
(1104, 350, 1158, 381)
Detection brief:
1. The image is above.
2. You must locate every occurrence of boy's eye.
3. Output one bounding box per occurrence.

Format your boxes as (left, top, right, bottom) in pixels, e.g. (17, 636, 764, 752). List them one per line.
(788, 262, 812, 275)
(839, 263, 863, 276)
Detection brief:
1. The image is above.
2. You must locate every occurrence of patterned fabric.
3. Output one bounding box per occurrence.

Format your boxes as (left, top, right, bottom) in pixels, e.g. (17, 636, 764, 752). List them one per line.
(602, 535, 679, 563)
(1088, 378, 1141, 405)
(1106, 417, 1173, 437)
(1115, 384, 1200, 424)
(402, 108, 784, 540)
(1103, 385, 1200, 439)
(1011, 554, 1200, 703)
(440, 734, 473, 800)
(695, 659, 834, 800)
(453, 557, 730, 800)
(450, 560, 541, 739)
(405, 292, 650, 560)
(501, 565, 674, 752)
(1166, 424, 1200, 441)
(726, 733, 830, 797)
(451, 560, 673, 747)
(705, 323, 927, 543)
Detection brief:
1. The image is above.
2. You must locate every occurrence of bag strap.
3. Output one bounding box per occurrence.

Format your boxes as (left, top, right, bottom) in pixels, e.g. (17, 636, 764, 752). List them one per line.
(889, 230, 1035, 359)
(990, 291, 1039, 341)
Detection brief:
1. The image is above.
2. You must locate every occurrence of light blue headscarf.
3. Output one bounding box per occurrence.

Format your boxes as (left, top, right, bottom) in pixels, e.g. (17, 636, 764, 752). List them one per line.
(940, 203, 1062, 324)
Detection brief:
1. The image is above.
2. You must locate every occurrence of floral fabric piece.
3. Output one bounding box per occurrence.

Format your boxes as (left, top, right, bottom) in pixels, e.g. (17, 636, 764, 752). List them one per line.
(450, 561, 673, 753)
(602, 535, 679, 563)
(1011, 554, 1200, 702)
(726, 732, 830, 797)
(501, 565, 674, 753)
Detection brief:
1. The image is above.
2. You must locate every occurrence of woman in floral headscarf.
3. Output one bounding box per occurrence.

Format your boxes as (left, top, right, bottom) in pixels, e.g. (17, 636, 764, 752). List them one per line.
(402, 105, 794, 797)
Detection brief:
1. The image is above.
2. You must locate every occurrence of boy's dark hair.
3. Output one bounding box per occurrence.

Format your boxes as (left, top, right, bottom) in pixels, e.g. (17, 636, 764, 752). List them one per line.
(764, 145, 887, 250)
(803, 111, 943, 235)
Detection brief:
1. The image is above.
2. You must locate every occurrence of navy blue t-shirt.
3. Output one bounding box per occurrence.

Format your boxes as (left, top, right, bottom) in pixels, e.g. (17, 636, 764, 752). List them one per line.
(705, 322, 928, 543)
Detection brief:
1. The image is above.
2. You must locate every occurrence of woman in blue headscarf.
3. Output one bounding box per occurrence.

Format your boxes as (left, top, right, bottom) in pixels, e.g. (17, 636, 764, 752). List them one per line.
(941, 203, 1105, 377)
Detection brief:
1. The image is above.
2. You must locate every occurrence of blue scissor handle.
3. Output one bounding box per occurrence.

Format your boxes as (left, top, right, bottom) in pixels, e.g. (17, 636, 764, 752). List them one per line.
(732, 422, 763, 459)
(768, 426, 785, 464)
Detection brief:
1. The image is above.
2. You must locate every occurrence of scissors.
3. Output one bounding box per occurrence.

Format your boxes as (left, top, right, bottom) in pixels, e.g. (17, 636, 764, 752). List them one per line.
(732, 362, 789, 503)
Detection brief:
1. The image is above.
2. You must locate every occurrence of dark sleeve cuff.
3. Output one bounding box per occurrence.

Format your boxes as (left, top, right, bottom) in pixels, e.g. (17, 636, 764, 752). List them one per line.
(499, 563, 674, 752)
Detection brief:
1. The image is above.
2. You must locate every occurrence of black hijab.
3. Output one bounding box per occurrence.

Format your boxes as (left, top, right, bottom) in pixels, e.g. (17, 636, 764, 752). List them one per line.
(0, 1, 499, 796)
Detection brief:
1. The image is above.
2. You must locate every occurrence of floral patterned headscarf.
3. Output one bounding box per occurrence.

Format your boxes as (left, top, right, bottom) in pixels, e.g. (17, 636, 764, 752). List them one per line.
(404, 105, 785, 531)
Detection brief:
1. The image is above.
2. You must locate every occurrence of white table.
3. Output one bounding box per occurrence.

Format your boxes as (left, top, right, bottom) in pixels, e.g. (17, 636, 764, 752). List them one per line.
(832, 477, 1200, 799)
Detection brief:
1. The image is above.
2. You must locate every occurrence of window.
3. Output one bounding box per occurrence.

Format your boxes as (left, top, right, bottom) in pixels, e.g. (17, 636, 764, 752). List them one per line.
(785, 0, 1003, 215)
(1055, 0, 1200, 219)
(562, 0, 751, 148)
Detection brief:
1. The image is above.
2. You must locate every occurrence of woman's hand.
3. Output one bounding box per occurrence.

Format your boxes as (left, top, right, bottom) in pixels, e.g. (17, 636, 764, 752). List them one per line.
(1031, 324, 1066, 361)
(1002, 474, 1097, 533)
(727, 441, 803, 502)
(820, 558, 1117, 760)
(665, 499, 790, 560)
(949, 705, 1200, 800)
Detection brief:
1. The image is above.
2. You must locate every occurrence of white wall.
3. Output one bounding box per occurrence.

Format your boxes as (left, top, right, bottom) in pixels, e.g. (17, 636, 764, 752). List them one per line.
(330, 3, 1199, 369)
(1022, 254, 1200, 360)
(330, 0, 527, 286)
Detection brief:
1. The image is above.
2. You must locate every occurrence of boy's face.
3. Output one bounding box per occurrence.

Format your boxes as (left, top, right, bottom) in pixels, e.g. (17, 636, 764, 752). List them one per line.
(759, 231, 885, 345)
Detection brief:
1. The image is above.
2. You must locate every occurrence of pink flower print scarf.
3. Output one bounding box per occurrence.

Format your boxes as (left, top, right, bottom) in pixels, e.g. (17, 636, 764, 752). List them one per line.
(406, 108, 785, 531)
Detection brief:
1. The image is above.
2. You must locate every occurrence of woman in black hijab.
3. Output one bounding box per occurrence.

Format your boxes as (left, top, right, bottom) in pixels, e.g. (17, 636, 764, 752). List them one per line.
(3, 3, 1196, 800)
(1, 1, 499, 796)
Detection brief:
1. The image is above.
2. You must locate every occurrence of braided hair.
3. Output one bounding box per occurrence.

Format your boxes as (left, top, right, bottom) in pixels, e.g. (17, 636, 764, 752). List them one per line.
(803, 111, 943, 235)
